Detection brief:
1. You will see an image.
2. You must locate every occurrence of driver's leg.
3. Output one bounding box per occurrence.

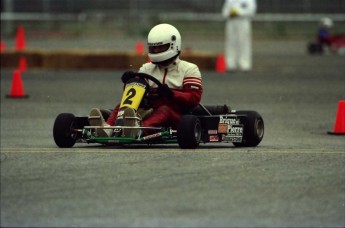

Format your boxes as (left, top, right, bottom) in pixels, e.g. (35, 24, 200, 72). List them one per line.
(142, 105, 181, 128)
(106, 104, 120, 126)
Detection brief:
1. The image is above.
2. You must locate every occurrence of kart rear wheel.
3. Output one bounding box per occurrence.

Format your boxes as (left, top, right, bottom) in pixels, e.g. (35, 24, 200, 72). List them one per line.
(177, 115, 201, 149)
(233, 111, 264, 147)
(308, 42, 323, 54)
(53, 113, 77, 148)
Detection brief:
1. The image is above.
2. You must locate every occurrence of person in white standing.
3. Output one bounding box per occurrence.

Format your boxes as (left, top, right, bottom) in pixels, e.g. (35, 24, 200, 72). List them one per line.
(222, 0, 256, 71)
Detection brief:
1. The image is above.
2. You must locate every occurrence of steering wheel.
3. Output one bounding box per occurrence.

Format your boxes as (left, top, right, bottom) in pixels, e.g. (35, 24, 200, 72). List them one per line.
(133, 72, 163, 89)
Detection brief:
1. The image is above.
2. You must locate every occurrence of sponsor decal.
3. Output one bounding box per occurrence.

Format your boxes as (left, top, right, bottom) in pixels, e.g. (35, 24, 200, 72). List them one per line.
(219, 116, 240, 125)
(190, 85, 200, 90)
(223, 124, 244, 142)
(209, 135, 219, 142)
(113, 128, 121, 133)
(229, 126, 243, 134)
(126, 82, 147, 89)
(208, 129, 218, 134)
(218, 123, 228, 134)
(148, 42, 163, 46)
(223, 135, 242, 143)
(143, 132, 162, 140)
(217, 116, 243, 142)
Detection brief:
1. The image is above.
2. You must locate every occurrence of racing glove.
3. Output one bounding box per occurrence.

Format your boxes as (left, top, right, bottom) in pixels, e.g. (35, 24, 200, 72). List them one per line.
(157, 84, 174, 100)
(121, 71, 136, 84)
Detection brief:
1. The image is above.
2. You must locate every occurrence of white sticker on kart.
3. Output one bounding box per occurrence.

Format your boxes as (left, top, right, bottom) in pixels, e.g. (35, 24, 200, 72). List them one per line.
(223, 124, 244, 142)
(219, 115, 240, 125)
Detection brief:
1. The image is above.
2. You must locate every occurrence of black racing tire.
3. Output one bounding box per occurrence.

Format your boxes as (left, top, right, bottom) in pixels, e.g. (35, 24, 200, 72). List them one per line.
(307, 42, 323, 54)
(177, 115, 201, 149)
(233, 111, 264, 147)
(53, 113, 77, 148)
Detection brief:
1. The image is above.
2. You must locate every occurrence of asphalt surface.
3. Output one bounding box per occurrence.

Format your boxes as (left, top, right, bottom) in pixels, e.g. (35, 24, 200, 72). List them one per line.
(1, 47, 345, 227)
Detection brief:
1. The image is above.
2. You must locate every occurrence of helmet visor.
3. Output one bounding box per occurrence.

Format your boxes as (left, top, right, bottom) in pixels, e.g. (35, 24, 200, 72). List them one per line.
(149, 43, 170, 54)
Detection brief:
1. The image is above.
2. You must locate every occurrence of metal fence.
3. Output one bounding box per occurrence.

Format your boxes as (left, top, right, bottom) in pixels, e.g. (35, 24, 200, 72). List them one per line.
(1, 0, 345, 39)
(2, 0, 345, 13)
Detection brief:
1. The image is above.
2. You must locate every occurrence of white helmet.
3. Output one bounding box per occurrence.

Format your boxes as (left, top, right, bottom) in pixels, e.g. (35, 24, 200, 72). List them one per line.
(320, 17, 333, 28)
(147, 24, 182, 64)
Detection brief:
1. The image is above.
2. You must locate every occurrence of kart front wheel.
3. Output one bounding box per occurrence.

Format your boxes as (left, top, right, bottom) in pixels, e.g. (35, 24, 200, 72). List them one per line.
(177, 115, 201, 149)
(53, 113, 77, 148)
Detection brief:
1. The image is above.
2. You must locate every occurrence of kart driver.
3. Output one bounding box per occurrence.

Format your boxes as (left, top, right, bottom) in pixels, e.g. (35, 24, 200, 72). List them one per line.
(89, 23, 203, 137)
(318, 17, 334, 47)
(317, 17, 345, 53)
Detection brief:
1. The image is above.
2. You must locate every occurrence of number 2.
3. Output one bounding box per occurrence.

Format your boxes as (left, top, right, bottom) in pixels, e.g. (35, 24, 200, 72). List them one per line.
(123, 88, 136, 105)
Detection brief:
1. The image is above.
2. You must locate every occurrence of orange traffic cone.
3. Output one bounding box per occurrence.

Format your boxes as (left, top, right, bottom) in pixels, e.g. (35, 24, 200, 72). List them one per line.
(15, 25, 26, 52)
(135, 41, 144, 55)
(328, 100, 345, 135)
(6, 70, 29, 98)
(216, 54, 226, 73)
(0, 40, 5, 52)
(18, 57, 28, 72)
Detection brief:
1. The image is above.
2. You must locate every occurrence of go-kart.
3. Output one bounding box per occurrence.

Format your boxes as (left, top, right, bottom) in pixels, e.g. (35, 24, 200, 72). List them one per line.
(308, 34, 345, 55)
(53, 73, 264, 149)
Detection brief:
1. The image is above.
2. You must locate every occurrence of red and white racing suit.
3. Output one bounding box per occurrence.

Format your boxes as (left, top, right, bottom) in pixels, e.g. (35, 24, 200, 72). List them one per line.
(106, 57, 203, 128)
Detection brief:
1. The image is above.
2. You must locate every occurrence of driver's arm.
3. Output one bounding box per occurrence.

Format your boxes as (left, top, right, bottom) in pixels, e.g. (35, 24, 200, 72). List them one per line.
(172, 78, 203, 109)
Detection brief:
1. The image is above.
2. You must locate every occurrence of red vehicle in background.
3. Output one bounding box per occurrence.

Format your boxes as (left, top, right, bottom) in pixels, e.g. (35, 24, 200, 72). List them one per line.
(308, 17, 345, 55)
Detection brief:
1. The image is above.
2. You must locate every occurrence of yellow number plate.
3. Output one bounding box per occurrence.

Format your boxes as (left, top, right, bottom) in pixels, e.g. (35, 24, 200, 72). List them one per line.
(120, 82, 147, 111)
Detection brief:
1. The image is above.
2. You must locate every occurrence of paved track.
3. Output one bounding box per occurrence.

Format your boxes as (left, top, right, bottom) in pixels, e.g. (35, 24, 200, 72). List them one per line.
(1, 49, 345, 227)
